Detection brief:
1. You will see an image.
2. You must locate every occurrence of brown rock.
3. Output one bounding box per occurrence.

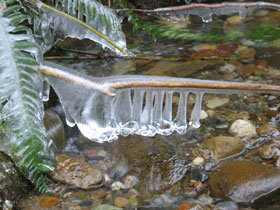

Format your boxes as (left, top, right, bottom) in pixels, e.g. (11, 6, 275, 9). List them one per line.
(201, 136, 244, 160)
(257, 124, 279, 138)
(114, 197, 129, 208)
(37, 196, 61, 208)
(209, 161, 280, 203)
(51, 154, 103, 189)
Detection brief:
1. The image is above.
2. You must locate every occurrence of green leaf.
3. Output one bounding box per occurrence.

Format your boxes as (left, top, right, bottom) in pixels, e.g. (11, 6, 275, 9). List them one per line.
(0, 0, 55, 193)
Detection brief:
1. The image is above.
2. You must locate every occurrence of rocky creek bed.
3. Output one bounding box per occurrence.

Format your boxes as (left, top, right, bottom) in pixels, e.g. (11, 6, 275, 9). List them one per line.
(2, 1, 280, 210)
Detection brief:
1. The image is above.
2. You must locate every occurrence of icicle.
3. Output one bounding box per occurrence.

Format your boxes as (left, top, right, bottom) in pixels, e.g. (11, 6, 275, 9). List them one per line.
(162, 91, 174, 135)
(114, 89, 133, 136)
(152, 91, 164, 133)
(173, 91, 189, 134)
(138, 90, 157, 136)
(189, 92, 204, 129)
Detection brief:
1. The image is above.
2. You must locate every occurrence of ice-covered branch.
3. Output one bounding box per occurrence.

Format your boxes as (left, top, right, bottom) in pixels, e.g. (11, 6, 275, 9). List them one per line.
(39, 63, 280, 142)
(128, 2, 280, 23)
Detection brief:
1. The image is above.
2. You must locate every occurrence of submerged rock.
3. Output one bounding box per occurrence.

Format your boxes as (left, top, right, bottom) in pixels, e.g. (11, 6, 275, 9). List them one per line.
(209, 161, 280, 204)
(229, 119, 256, 137)
(43, 109, 66, 152)
(0, 151, 31, 210)
(94, 204, 122, 210)
(201, 136, 244, 160)
(51, 154, 103, 189)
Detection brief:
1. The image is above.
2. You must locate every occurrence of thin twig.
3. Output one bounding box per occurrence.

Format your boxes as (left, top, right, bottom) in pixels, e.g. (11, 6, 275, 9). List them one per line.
(50, 47, 237, 61)
(39, 65, 280, 97)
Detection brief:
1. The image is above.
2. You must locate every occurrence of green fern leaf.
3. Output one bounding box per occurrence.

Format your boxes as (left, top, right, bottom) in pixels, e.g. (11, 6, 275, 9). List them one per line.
(0, 0, 55, 193)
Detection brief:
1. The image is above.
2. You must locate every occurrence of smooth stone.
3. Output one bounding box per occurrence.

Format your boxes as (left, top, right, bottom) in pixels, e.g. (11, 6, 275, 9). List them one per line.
(220, 63, 236, 73)
(37, 196, 61, 208)
(201, 136, 244, 160)
(257, 124, 280, 138)
(51, 154, 103, 189)
(237, 46, 256, 60)
(192, 157, 205, 166)
(258, 143, 278, 160)
(94, 204, 122, 210)
(200, 110, 208, 120)
(123, 175, 139, 189)
(229, 119, 257, 137)
(206, 97, 229, 109)
(225, 15, 243, 25)
(43, 109, 66, 152)
(209, 161, 280, 204)
(0, 151, 31, 210)
(114, 197, 129, 208)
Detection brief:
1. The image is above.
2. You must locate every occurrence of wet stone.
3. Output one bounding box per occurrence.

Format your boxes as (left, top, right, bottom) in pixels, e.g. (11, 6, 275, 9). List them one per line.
(43, 109, 67, 152)
(94, 204, 122, 210)
(51, 154, 104, 189)
(37, 196, 61, 208)
(229, 119, 257, 138)
(209, 161, 280, 204)
(0, 151, 31, 210)
(114, 197, 129, 208)
(201, 136, 244, 160)
(206, 97, 229, 109)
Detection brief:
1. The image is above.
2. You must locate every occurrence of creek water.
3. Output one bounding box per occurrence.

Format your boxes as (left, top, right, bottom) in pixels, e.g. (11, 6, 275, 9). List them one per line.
(19, 1, 280, 209)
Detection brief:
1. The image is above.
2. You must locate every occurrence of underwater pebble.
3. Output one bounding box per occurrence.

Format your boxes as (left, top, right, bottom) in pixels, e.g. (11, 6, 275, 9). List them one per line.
(220, 63, 236, 73)
(51, 154, 104, 189)
(200, 110, 208, 120)
(94, 204, 122, 210)
(111, 181, 125, 191)
(114, 197, 129, 208)
(123, 175, 139, 189)
(255, 10, 269, 17)
(206, 97, 229, 109)
(241, 39, 256, 46)
(237, 46, 256, 60)
(179, 203, 190, 210)
(229, 119, 256, 137)
(258, 144, 276, 160)
(225, 15, 243, 25)
(37, 196, 61, 208)
(201, 136, 244, 160)
(192, 157, 205, 166)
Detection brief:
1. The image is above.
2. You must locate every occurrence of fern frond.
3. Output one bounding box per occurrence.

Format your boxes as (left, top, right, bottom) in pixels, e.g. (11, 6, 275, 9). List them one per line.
(128, 15, 241, 42)
(28, 0, 127, 55)
(0, 0, 55, 193)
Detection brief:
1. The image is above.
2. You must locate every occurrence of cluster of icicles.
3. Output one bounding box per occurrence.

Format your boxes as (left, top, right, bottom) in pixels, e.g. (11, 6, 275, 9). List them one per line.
(138, 2, 280, 23)
(40, 63, 280, 143)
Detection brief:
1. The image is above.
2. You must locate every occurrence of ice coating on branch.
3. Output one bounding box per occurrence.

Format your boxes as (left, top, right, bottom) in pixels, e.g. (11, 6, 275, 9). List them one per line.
(41, 62, 280, 143)
(34, 0, 127, 55)
(151, 2, 280, 23)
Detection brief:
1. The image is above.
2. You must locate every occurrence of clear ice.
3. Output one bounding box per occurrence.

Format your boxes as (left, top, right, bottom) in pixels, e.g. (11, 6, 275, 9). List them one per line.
(42, 62, 280, 143)
(154, 2, 280, 23)
(33, 0, 127, 55)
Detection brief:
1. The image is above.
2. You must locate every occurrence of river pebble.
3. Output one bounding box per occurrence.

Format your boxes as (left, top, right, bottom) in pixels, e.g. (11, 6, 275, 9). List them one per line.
(229, 119, 257, 137)
(201, 136, 244, 160)
(123, 175, 139, 189)
(209, 161, 280, 204)
(51, 154, 104, 189)
(94, 204, 122, 210)
(206, 97, 229, 109)
(114, 197, 129, 208)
